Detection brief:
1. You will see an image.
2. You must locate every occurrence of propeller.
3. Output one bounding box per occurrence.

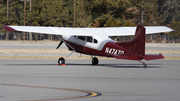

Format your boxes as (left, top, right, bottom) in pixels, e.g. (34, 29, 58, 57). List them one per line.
(56, 19, 66, 49)
(56, 40, 64, 49)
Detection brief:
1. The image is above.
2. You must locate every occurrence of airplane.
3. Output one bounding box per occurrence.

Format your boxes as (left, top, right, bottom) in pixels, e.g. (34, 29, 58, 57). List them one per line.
(3, 24, 174, 68)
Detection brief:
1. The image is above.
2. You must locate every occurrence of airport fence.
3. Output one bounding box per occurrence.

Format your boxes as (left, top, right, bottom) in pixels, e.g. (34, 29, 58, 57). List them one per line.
(0, 31, 180, 43)
(0, 32, 58, 41)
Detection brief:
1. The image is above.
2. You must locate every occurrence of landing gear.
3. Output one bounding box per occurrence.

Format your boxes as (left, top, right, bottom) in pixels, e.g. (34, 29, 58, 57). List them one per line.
(58, 57, 65, 66)
(57, 51, 75, 66)
(140, 60, 147, 68)
(55, 33, 75, 66)
(143, 63, 147, 68)
(92, 57, 99, 65)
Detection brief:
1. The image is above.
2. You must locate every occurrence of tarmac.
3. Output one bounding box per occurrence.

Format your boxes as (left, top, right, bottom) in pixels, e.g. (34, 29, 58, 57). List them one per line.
(0, 59, 180, 101)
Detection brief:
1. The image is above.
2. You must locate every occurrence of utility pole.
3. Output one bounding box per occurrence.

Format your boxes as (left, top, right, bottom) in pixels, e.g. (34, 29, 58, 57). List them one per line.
(29, 0, 32, 41)
(141, 1, 144, 26)
(73, 0, 76, 28)
(6, 0, 9, 40)
(24, 0, 26, 27)
(21, 0, 32, 40)
(141, 11, 144, 25)
(22, 0, 27, 40)
(7, 0, 9, 18)
(30, 0, 31, 13)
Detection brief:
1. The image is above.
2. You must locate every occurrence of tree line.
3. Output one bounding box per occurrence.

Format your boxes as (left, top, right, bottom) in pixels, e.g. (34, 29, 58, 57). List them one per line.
(0, 0, 180, 39)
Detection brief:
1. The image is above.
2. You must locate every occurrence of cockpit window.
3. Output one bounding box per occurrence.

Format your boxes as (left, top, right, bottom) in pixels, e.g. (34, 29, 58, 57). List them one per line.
(77, 36, 86, 41)
(93, 39, 98, 43)
(87, 36, 93, 43)
(75, 36, 98, 44)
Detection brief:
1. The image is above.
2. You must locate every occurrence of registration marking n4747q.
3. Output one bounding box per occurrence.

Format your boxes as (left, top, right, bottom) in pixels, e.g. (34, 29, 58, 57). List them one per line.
(105, 47, 124, 55)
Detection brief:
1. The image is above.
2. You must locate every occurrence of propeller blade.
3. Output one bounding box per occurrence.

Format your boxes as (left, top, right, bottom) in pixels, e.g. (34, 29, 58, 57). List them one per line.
(56, 41, 63, 49)
(56, 19, 65, 49)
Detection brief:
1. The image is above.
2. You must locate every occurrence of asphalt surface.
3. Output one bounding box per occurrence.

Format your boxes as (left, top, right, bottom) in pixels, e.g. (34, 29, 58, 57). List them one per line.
(0, 59, 180, 101)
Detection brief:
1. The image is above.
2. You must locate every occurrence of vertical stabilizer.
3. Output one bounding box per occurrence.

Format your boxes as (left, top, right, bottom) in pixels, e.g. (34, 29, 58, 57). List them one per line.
(115, 25, 146, 56)
(132, 24, 145, 56)
(115, 25, 165, 61)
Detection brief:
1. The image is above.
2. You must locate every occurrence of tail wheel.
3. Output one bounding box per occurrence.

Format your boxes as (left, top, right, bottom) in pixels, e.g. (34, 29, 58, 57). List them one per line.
(143, 63, 147, 68)
(58, 57, 65, 65)
(140, 60, 147, 68)
(92, 57, 98, 65)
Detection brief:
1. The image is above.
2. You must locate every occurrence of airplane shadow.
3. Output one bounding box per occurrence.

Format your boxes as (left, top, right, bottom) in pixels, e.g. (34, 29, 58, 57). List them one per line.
(4, 64, 57, 66)
(66, 63, 162, 68)
(4, 63, 162, 68)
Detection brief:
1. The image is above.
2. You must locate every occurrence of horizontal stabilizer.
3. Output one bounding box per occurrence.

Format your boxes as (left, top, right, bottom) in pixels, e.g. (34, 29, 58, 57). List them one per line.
(144, 53, 164, 60)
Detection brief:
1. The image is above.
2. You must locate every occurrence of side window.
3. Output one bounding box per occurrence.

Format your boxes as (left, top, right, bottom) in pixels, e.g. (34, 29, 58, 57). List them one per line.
(87, 36, 93, 43)
(76, 36, 98, 44)
(93, 39, 98, 43)
(77, 36, 86, 41)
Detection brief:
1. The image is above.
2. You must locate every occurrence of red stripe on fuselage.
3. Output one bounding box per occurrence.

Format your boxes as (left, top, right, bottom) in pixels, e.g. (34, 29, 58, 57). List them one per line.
(64, 40, 139, 58)
(64, 40, 110, 57)
(64, 40, 144, 60)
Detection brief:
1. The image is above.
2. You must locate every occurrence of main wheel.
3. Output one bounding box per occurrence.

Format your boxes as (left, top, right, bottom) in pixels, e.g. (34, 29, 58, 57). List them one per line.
(58, 57, 65, 65)
(92, 57, 98, 65)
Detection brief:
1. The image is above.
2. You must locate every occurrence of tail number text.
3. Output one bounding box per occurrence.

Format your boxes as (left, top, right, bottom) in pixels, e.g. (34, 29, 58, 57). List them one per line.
(105, 47, 124, 54)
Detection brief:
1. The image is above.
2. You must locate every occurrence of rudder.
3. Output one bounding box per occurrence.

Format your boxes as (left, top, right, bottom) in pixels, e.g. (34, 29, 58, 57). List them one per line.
(132, 24, 145, 56)
(115, 24, 146, 57)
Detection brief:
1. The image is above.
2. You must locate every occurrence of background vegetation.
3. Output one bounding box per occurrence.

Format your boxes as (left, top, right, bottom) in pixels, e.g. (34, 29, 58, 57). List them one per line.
(0, 0, 180, 39)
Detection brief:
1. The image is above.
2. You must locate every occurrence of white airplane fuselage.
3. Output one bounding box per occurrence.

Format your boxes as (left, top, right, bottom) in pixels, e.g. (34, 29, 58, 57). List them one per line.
(62, 35, 114, 51)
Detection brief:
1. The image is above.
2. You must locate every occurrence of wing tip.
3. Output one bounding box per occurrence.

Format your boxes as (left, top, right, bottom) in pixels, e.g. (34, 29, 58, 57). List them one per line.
(3, 25, 15, 31)
(165, 26, 175, 32)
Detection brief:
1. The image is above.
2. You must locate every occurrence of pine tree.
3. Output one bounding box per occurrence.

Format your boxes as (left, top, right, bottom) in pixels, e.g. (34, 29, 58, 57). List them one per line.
(160, 0, 180, 25)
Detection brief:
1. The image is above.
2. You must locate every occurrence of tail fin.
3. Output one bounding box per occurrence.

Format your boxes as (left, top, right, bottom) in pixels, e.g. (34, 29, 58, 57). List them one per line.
(116, 24, 145, 56)
(115, 25, 165, 61)
(132, 24, 145, 56)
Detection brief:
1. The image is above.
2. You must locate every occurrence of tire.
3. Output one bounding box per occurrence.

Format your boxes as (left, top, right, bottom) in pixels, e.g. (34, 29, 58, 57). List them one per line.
(143, 63, 147, 68)
(58, 57, 65, 65)
(92, 57, 98, 65)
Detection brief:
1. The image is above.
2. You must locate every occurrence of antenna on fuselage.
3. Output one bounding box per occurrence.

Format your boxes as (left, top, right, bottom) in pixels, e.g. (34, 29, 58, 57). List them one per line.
(62, 19, 66, 27)
(103, 24, 106, 28)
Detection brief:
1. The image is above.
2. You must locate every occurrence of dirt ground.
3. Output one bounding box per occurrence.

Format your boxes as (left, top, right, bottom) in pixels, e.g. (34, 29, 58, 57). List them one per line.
(0, 48, 180, 60)
(0, 41, 180, 60)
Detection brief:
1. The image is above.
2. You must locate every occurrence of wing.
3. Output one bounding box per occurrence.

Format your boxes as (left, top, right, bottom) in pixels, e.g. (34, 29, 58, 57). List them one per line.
(3, 25, 174, 37)
(3, 25, 93, 36)
(100, 26, 174, 36)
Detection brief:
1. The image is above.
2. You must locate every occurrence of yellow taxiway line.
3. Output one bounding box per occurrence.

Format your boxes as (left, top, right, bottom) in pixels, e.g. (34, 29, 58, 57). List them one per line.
(0, 83, 101, 101)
